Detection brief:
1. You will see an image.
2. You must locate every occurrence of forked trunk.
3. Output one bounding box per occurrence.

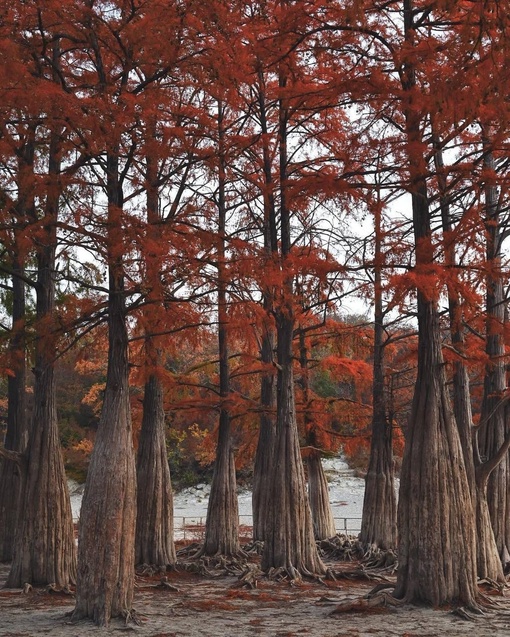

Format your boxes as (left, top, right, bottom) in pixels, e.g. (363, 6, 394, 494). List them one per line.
(307, 452, 336, 540)
(136, 374, 176, 568)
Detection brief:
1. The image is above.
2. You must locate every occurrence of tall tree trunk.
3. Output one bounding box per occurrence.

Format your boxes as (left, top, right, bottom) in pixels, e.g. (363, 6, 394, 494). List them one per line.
(7, 115, 76, 587)
(252, 322, 276, 542)
(252, 73, 277, 542)
(435, 133, 503, 581)
(135, 139, 176, 569)
(300, 332, 336, 540)
(478, 142, 510, 571)
(200, 100, 239, 557)
(73, 151, 137, 626)
(360, 197, 396, 550)
(262, 70, 325, 576)
(394, 1, 478, 606)
(0, 138, 31, 562)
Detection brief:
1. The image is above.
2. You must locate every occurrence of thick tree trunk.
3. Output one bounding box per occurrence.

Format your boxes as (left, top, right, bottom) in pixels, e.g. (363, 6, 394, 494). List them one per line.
(136, 374, 176, 567)
(435, 133, 502, 581)
(307, 453, 336, 540)
(360, 202, 396, 550)
(394, 299, 478, 606)
(394, 2, 478, 606)
(478, 144, 510, 570)
(262, 316, 326, 575)
(0, 258, 28, 562)
(7, 125, 76, 587)
(135, 133, 176, 569)
(262, 66, 325, 576)
(73, 152, 137, 626)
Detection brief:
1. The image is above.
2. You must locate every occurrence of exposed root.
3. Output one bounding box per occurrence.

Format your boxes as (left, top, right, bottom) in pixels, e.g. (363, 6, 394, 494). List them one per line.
(120, 609, 143, 626)
(478, 577, 508, 596)
(176, 543, 202, 559)
(328, 564, 391, 583)
(154, 577, 180, 592)
(317, 534, 364, 561)
(329, 581, 402, 615)
(238, 563, 263, 589)
(135, 563, 167, 576)
(242, 540, 265, 555)
(267, 566, 303, 585)
(362, 544, 398, 571)
(22, 583, 32, 594)
(46, 583, 74, 596)
(451, 606, 483, 621)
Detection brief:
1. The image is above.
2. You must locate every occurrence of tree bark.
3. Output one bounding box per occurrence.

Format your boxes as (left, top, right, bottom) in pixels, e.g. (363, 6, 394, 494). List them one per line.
(252, 323, 276, 542)
(360, 197, 396, 550)
(200, 99, 239, 557)
(262, 70, 325, 576)
(7, 118, 76, 587)
(262, 315, 325, 575)
(136, 373, 176, 567)
(394, 1, 478, 606)
(252, 73, 277, 542)
(135, 133, 176, 569)
(0, 137, 31, 562)
(299, 331, 336, 540)
(477, 142, 510, 571)
(434, 133, 503, 581)
(73, 151, 137, 626)
(307, 453, 336, 540)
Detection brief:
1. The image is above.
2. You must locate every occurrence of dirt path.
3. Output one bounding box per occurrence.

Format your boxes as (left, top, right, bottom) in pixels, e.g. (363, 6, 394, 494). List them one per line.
(1, 562, 510, 636)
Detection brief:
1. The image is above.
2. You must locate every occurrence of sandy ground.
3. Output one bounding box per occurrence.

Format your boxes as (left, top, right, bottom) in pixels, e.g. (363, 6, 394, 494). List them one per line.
(1, 559, 510, 637)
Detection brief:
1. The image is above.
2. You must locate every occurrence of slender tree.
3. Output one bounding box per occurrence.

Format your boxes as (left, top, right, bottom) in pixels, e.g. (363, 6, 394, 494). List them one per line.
(135, 124, 176, 569)
(360, 193, 396, 551)
(200, 99, 240, 557)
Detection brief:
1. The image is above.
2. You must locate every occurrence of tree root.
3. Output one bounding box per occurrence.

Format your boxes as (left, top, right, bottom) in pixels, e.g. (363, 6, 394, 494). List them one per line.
(153, 577, 180, 592)
(328, 564, 392, 583)
(120, 609, 143, 626)
(46, 583, 74, 595)
(241, 540, 265, 555)
(478, 577, 508, 596)
(267, 565, 303, 585)
(317, 534, 364, 561)
(238, 563, 264, 589)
